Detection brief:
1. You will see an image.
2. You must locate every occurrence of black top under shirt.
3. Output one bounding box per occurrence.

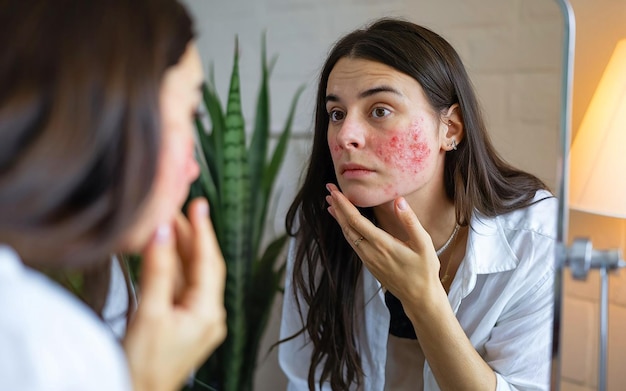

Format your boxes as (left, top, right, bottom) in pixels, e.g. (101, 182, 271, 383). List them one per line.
(385, 290, 417, 339)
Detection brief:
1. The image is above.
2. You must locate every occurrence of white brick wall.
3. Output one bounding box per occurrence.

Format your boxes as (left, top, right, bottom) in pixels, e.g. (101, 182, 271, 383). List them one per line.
(181, 0, 565, 390)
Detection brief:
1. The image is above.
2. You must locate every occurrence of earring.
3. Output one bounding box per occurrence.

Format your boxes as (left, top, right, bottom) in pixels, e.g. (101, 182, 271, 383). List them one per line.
(447, 121, 456, 150)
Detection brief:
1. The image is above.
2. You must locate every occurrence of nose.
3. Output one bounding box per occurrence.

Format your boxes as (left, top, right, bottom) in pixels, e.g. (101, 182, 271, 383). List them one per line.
(187, 155, 200, 183)
(335, 114, 365, 149)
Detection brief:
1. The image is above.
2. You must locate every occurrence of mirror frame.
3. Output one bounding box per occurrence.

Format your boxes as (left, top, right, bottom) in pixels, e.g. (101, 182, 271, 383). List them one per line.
(551, 0, 575, 389)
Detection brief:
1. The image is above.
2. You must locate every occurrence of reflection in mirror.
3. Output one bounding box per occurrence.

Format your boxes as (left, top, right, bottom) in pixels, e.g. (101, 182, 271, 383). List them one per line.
(183, 0, 562, 389)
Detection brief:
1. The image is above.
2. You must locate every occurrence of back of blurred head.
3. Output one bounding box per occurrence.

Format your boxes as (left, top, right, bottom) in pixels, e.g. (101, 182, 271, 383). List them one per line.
(0, 0, 194, 268)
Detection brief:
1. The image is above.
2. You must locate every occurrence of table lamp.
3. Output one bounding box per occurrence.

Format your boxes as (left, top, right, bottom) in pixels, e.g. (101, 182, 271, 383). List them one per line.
(569, 39, 626, 217)
(567, 38, 626, 391)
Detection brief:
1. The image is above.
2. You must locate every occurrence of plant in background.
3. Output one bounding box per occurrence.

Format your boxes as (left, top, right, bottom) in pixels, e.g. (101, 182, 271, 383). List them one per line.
(185, 36, 304, 391)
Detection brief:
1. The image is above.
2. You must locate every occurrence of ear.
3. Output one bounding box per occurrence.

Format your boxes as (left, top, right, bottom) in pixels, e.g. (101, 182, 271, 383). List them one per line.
(440, 104, 464, 151)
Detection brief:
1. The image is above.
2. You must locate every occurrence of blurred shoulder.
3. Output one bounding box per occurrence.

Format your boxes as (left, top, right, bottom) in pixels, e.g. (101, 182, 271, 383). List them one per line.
(0, 245, 131, 391)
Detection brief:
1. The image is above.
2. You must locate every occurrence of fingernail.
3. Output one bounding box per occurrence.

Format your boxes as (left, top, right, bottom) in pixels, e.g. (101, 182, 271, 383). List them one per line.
(197, 199, 209, 216)
(397, 198, 408, 211)
(326, 183, 332, 193)
(154, 224, 171, 243)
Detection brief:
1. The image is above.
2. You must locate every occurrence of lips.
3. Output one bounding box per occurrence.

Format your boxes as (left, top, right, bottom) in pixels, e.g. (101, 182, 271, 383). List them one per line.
(340, 162, 371, 173)
(339, 163, 375, 179)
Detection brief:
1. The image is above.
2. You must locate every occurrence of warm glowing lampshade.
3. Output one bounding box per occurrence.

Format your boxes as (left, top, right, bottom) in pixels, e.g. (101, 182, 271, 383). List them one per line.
(569, 39, 626, 218)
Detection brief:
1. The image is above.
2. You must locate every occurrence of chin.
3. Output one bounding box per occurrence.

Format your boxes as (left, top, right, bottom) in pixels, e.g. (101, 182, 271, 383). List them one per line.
(337, 179, 400, 208)
(344, 193, 391, 209)
(117, 225, 151, 254)
(122, 208, 177, 253)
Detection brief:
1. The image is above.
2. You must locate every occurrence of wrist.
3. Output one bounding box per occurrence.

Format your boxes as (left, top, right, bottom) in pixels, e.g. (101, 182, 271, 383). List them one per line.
(404, 281, 450, 327)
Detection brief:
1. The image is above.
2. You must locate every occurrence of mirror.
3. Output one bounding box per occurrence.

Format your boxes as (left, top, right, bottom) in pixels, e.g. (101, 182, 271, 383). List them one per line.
(555, 0, 626, 390)
(182, 0, 564, 389)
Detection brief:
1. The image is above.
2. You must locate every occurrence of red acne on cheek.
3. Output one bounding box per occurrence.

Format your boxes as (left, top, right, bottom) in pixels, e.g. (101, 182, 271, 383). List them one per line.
(375, 124, 430, 174)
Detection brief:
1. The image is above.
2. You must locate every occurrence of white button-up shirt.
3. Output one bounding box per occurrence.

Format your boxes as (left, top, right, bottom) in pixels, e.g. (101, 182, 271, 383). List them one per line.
(0, 245, 132, 391)
(279, 191, 557, 391)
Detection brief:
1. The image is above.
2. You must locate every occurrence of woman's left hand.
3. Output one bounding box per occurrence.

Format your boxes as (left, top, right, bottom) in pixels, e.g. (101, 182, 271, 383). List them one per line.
(123, 198, 226, 391)
(325, 183, 442, 307)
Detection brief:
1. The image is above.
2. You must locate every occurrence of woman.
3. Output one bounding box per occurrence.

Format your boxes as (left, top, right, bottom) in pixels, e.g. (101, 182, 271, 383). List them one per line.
(279, 18, 556, 391)
(0, 1, 226, 390)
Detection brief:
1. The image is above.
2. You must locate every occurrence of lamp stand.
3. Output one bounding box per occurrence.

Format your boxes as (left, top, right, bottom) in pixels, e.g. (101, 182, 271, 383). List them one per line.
(565, 239, 626, 391)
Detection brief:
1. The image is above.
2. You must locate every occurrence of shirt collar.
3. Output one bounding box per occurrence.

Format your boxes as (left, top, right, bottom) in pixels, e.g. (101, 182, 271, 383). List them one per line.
(465, 210, 519, 275)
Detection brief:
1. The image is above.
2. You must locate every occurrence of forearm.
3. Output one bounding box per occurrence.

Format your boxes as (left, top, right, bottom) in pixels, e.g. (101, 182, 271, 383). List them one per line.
(406, 286, 496, 391)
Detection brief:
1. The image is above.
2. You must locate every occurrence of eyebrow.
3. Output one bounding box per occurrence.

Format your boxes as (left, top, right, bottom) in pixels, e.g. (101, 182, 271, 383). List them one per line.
(325, 85, 403, 104)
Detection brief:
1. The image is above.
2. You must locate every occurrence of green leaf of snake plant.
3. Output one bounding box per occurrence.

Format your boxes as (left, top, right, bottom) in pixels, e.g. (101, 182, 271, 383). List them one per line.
(248, 32, 272, 263)
(193, 112, 223, 241)
(252, 85, 305, 249)
(220, 37, 253, 391)
(188, 34, 301, 391)
(204, 65, 225, 191)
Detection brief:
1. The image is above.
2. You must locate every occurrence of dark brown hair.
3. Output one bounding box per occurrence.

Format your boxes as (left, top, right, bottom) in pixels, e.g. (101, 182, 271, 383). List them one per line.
(284, 18, 549, 390)
(0, 0, 195, 269)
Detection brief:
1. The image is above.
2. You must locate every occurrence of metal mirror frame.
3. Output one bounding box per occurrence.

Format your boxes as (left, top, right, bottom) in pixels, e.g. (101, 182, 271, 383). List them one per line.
(551, 0, 573, 389)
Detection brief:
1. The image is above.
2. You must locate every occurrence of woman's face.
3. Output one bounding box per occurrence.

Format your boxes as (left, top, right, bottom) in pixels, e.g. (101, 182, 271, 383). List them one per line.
(123, 43, 203, 251)
(326, 57, 448, 207)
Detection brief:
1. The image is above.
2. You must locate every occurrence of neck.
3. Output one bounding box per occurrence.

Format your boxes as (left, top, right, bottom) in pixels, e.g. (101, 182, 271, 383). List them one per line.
(373, 187, 457, 250)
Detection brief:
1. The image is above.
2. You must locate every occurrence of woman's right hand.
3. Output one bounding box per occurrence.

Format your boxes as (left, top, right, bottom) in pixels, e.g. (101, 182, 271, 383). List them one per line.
(325, 184, 445, 309)
(123, 197, 227, 391)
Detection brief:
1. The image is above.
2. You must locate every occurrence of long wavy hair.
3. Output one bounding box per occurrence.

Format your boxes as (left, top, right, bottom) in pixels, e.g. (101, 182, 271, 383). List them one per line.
(284, 18, 549, 390)
(0, 0, 194, 311)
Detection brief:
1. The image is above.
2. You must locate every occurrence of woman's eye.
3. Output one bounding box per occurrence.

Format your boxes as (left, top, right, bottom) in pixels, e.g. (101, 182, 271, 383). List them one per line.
(329, 110, 345, 122)
(371, 107, 390, 119)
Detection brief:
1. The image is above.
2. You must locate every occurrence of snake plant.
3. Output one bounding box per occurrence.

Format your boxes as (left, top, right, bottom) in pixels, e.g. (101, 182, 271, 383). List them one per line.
(185, 36, 304, 391)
